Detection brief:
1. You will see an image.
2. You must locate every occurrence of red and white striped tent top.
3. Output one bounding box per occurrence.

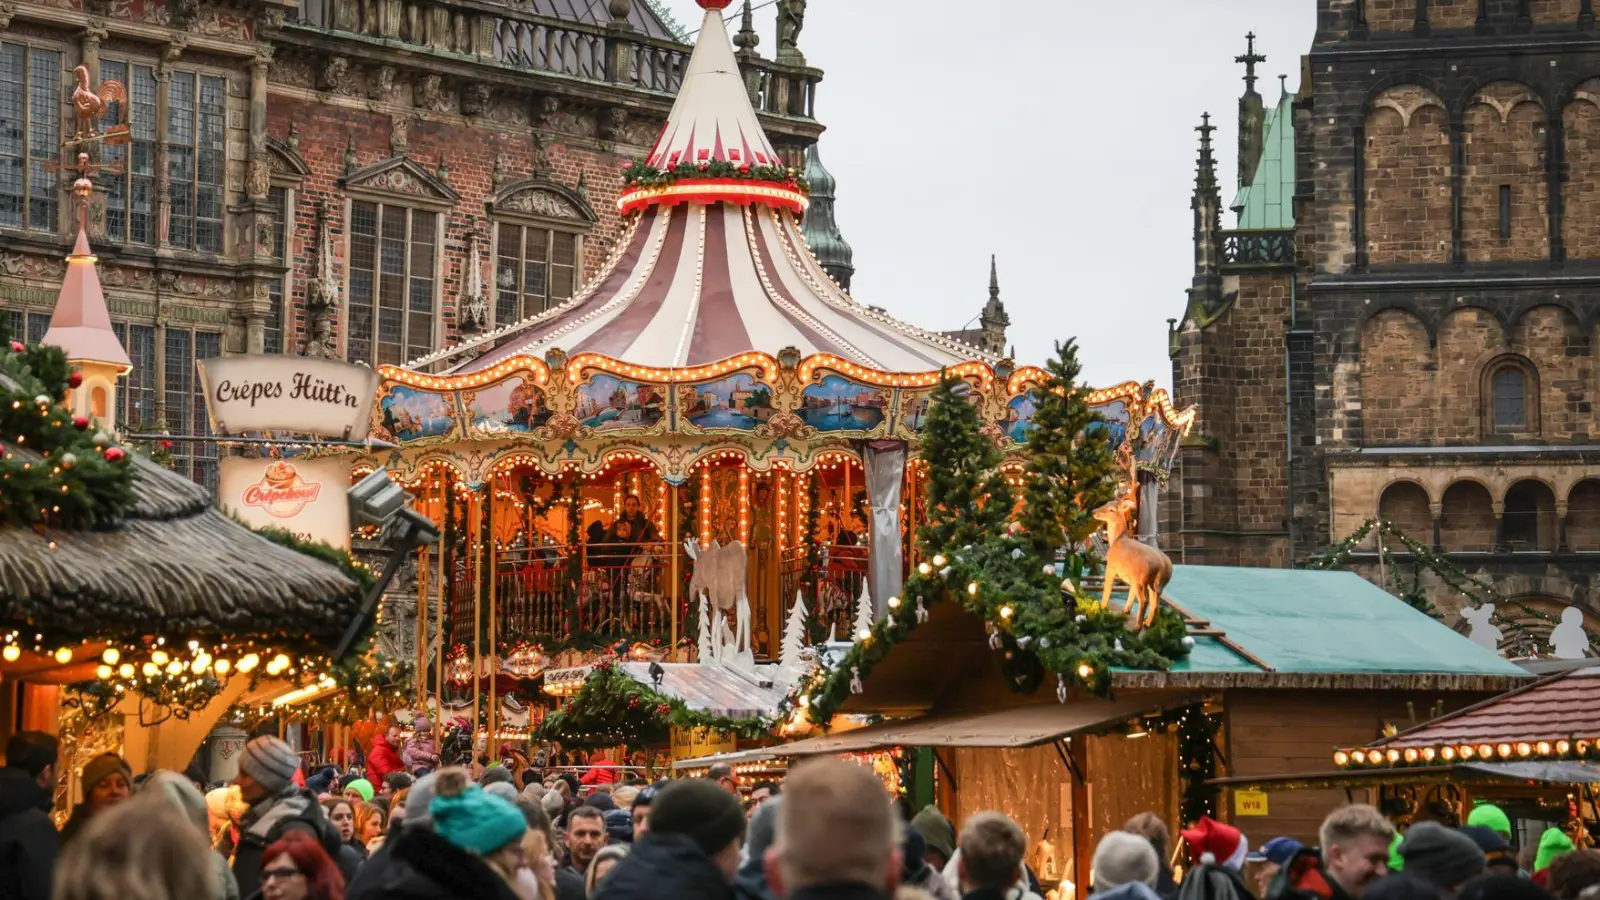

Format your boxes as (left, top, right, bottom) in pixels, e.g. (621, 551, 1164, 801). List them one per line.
(412, 2, 996, 376)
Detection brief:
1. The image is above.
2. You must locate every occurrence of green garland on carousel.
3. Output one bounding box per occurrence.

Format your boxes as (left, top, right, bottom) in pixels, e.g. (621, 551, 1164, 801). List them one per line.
(622, 159, 808, 193)
(538, 658, 772, 748)
(1308, 517, 1548, 657)
(786, 369, 1189, 729)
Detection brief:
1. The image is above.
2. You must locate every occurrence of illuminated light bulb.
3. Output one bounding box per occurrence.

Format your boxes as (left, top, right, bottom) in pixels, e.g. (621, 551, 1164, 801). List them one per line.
(1516, 742, 1532, 757)
(151, 650, 169, 666)
(238, 654, 260, 673)
(999, 605, 1013, 619)
(887, 596, 900, 609)
(967, 582, 979, 596)
(193, 653, 211, 674)
(931, 554, 946, 568)
(53, 647, 71, 664)
(96, 664, 112, 679)
(118, 663, 133, 678)
(1350, 750, 1367, 765)
(857, 628, 870, 640)
(1403, 748, 1418, 763)
(1421, 747, 1436, 761)
(1440, 746, 1456, 761)
(1557, 740, 1572, 755)
(1, 645, 18, 663)
(1477, 744, 1494, 760)
(102, 647, 120, 665)
(1077, 663, 1093, 679)
(142, 662, 158, 677)
(166, 660, 183, 676)
(1333, 751, 1350, 767)
(1537, 741, 1552, 755)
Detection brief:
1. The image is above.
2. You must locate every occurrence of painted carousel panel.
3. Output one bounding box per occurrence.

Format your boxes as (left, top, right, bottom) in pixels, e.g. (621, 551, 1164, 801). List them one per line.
(800, 374, 887, 434)
(576, 373, 666, 432)
(467, 375, 551, 438)
(681, 371, 775, 432)
(376, 384, 460, 443)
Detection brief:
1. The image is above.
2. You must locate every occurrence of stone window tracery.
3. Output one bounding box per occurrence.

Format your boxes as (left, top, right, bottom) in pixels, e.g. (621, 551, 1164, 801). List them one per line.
(0, 42, 62, 233)
(347, 200, 439, 366)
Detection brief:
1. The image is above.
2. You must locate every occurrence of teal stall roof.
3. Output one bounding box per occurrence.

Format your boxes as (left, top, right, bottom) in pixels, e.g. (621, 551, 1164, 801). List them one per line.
(1232, 84, 1296, 230)
(1133, 566, 1527, 680)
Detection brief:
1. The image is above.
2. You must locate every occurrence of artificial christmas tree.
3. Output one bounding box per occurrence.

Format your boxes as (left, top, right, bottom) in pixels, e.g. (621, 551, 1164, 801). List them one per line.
(780, 592, 809, 667)
(696, 596, 714, 662)
(1018, 339, 1117, 575)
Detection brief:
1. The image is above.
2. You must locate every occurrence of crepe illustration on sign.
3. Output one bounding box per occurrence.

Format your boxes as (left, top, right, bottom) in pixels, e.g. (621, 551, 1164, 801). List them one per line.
(379, 386, 457, 442)
(469, 377, 550, 435)
(686, 373, 773, 430)
(242, 461, 322, 518)
(577, 374, 663, 431)
(800, 375, 885, 432)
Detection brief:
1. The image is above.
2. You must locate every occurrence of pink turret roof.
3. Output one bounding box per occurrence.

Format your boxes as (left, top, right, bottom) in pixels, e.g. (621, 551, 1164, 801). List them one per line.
(42, 227, 132, 372)
(645, 4, 781, 170)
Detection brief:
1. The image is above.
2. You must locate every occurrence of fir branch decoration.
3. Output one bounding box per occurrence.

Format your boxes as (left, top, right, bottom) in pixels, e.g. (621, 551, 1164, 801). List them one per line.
(1019, 339, 1117, 573)
(790, 369, 1188, 728)
(537, 659, 772, 747)
(622, 159, 809, 193)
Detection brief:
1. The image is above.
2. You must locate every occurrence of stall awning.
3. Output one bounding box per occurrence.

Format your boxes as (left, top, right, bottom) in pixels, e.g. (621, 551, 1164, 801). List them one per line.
(774, 693, 1197, 756)
(1210, 760, 1600, 791)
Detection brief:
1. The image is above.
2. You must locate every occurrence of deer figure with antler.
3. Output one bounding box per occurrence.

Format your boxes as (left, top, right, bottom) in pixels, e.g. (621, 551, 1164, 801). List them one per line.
(1093, 485, 1173, 630)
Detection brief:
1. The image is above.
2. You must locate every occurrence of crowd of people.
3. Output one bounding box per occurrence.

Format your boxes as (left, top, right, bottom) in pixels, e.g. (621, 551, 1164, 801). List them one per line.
(0, 726, 1598, 900)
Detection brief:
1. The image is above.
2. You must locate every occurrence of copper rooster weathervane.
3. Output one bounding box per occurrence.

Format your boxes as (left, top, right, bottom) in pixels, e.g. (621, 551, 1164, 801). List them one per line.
(66, 65, 129, 148)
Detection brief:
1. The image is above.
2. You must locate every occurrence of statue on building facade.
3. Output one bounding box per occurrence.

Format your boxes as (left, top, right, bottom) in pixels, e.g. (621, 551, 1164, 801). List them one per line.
(776, 0, 806, 64)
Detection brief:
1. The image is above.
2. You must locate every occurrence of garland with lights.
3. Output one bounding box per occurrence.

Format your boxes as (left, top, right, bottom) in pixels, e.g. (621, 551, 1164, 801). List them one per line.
(1308, 517, 1548, 657)
(0, 327, 136, 529)
(537, 658, 772, 747)
(621, 159, 807, 193)
(787, 372, 1189, 728)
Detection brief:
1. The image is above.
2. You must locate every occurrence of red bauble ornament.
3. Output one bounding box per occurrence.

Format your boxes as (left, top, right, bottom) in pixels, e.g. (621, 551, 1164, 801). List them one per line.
(627, 697, 641, 710)
(738, 165, 751, 174)
(8, 341, 22, 353)
(695, 0, 733, 9)
(72, 415, 89, 430)
(67, 372, 82, 389)
(655, 704, 672, 717)
(103, 447, 126, 463)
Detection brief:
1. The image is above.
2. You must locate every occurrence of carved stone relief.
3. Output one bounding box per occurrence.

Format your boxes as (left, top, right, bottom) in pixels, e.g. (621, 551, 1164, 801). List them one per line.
(370, 64, 397, 102)
(460, 83, 491, 116)
(269, 57, 314, 89)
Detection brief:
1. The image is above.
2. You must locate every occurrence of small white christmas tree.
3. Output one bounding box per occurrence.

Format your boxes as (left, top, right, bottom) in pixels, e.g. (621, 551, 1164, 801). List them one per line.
(696, 595, 715, 662)
(852, 581, 874, 640)
(780, 592, 809, 667)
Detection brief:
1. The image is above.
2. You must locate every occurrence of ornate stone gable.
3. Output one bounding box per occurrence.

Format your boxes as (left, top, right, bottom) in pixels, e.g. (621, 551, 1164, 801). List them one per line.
(485, 177, 597, 223)
(340, 155, 460, 208)
(265, 138, 310, 180)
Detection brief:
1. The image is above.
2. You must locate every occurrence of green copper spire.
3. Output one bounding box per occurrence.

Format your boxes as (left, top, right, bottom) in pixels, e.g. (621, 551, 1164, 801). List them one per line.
(801, 142, 854, 290)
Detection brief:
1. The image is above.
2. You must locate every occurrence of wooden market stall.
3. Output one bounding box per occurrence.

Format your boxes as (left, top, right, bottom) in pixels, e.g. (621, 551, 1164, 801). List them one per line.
(772, 565, 1527, 900)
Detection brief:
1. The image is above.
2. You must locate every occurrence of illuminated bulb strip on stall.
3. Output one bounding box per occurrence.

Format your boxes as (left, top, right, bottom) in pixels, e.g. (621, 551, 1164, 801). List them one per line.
(776, 469, 788, 554)
(1332, 738, 1590, 768)
(795, 471, 810, 547)
(738, 468, 751, 544)
(699, 467, 711, 547)
(563, 351, 782, 387)
(796, 355, 994, 391)
(616, 180, 810, 216)
(376, 356, 553, 393)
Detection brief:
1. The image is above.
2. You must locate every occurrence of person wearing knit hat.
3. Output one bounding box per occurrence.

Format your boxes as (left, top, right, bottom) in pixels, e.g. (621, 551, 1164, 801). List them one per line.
(592, 779, 745, 900)
(1535, 827, 1577, 885)
(344, 778, 375, 803)
(1093, 831, 1162, 898)
(1397, 822, 1485, 893)
(344, 770, 521, 900)
(239, 735, 300, 797)
(1458, 825, 1518, 875)
(429, 768, 527, 890)
(1182, 816, 1250, 871)
(1467, 803, 1513, 841)
(58, 752, 132, 848)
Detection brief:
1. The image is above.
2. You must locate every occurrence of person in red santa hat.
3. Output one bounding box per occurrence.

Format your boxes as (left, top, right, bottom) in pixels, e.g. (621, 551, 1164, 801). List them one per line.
(1178, 816, 1255, 900)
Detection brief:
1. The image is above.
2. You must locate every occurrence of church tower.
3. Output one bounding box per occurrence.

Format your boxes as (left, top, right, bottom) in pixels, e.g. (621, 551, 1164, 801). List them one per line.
(801, 143, 855, 290)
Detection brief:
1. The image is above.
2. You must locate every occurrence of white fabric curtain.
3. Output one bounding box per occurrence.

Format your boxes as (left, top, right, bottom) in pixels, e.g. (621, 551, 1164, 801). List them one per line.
(863, 442, 907, 616)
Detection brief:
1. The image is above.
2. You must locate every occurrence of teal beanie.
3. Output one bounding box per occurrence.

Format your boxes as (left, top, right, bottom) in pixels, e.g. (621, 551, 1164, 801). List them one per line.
(430, 769, 527, 856)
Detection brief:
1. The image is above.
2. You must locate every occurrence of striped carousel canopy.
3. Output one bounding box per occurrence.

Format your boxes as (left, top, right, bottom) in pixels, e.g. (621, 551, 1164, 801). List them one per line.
(411, 3, 997, 376)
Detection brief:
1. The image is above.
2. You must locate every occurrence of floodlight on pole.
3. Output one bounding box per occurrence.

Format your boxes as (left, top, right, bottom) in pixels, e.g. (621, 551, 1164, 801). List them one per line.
(334, 468, 441, 661)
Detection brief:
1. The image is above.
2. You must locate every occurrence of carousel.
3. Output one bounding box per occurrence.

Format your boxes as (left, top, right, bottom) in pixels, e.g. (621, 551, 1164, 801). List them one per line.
(356, 0, 1194, 748)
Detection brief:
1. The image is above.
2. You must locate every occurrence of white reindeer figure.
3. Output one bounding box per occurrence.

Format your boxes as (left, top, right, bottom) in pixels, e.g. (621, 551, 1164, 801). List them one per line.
(683, 538, 751, 661)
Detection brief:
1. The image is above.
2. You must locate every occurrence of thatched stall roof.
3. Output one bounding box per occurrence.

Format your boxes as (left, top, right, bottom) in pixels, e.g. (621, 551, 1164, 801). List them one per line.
(0, 451, 362, 647)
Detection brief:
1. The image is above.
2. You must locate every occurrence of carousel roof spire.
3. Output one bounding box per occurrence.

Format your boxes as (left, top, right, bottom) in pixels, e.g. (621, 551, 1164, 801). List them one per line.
(646, 0, 779, 171)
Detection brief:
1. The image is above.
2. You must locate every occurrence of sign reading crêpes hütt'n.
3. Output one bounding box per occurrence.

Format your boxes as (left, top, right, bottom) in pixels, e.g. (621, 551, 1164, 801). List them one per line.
(219, 457, 353, 550)
(197, 355, 379, 439)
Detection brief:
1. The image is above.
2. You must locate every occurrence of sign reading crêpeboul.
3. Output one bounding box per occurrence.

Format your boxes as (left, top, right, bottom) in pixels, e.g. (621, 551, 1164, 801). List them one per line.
(198, 355, 379, 439)
(219, 457, 353, 550)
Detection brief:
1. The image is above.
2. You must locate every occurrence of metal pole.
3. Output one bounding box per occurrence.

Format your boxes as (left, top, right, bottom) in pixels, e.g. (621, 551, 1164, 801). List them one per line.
(487, 482, 498, 760)
(416, 544, 428, 711)
(669, 482, 680, 661)
(471, 489, 483, 753)
(434, 481, 446, 746)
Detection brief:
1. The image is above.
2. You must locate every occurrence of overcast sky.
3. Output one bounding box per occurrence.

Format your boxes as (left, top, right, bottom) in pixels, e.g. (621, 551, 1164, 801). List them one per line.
(657, 0, 1316, 389)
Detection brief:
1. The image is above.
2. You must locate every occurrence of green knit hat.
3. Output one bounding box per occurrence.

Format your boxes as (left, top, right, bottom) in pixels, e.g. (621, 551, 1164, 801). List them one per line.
(1535, 827, 1575, 873)
(430, 770, 527, 856)
(1388, 832, 1405, 872)
(1466, 803, 1512, 840)
(345, 778, 374, 802)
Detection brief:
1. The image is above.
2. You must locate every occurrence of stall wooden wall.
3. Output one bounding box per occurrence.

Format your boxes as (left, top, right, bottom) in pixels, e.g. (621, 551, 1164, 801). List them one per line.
(1221, 689, 1495, 843)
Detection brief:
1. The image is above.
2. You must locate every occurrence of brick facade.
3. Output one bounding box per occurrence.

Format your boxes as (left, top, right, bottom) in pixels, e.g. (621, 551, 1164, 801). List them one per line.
(1168, 3, 1600, 630)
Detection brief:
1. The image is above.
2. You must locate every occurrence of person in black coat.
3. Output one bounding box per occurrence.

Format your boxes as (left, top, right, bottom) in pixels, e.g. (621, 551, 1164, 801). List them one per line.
(592, 779, 747, 900)
(232, 736, 362, 897)
(346, 823, 522, 900)
(0, 732, 59, 900)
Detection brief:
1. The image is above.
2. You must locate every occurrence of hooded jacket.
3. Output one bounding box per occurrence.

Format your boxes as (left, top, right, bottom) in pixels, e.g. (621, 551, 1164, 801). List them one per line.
(404, 731, 441, 773)
(1268, 848, 1354, 900)
(912, 806, 957, 866)
(345, 824, 521, 900)
(1177, 861, 1258, 900)
(367, 735, 406, 785)
(591, 832, 734, 900)
(232, 787, 363, 898)
(0, 768, 56, 900)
